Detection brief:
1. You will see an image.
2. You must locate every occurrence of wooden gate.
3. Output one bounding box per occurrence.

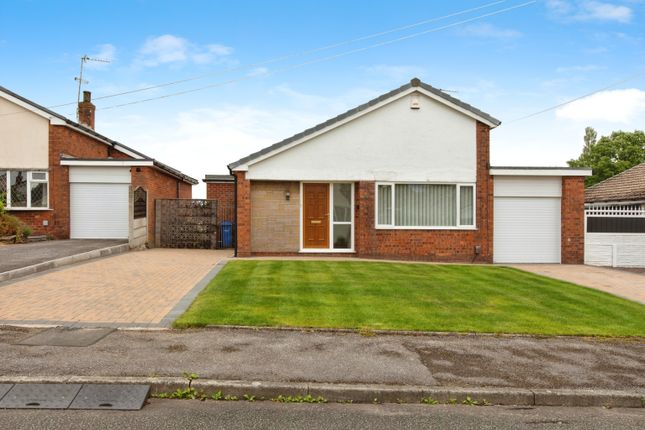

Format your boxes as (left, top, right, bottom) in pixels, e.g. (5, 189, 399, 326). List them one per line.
(155, 199, 218, 249)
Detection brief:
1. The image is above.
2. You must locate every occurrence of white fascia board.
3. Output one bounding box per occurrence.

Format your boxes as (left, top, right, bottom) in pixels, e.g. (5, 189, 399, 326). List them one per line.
(238, 90, 415, 170)
(0, 91, 66, 124)
(415, 87, 499, 128)
(490, 168, 592, 177)
(60, 159, 153, 167)
(234, 88, 497, 172)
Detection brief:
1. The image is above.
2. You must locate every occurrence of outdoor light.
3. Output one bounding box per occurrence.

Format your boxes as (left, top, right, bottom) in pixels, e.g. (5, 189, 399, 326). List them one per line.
(284, 190, 291, 201)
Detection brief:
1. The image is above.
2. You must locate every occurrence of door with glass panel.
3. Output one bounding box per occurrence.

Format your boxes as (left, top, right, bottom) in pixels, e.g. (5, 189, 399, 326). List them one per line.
(303, 183, 329, 248)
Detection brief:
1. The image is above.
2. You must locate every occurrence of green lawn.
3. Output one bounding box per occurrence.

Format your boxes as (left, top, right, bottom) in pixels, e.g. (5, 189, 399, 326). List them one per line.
(174, 260, 645, 336)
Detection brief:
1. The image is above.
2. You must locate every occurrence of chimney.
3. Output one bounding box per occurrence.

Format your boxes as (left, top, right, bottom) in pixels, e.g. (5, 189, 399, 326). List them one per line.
(78, 90, 96, 129)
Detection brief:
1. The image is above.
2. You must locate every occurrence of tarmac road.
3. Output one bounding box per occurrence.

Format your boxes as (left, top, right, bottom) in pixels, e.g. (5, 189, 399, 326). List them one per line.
(1, 400, 644, 430)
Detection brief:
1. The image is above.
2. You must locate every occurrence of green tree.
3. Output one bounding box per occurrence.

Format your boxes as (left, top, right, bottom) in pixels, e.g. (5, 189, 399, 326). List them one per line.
(568, 127, 645, 187)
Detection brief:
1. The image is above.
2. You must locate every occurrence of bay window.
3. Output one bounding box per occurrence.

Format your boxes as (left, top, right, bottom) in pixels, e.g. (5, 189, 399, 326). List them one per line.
(0, 170, 49, 209)
(376, 183, 475, 229)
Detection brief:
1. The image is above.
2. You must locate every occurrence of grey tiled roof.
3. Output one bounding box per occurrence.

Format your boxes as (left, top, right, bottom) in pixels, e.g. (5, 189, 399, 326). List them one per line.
(0, 85, 198, 185)
(585, 163, 645, 203)
(203, 174, 235, 182)
(228, 78, 501, 170)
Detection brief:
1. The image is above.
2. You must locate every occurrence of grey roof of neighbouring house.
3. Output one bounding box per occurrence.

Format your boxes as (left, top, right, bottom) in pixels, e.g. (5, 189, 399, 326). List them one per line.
(585, 162, 645, 203)
(0, 85, 198, 185)
(203, 174, 235, 183)
(228, 78, 502, 170)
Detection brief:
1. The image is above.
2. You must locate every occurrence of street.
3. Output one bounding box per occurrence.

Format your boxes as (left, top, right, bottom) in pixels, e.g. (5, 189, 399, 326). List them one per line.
(1, 399, 643, 429)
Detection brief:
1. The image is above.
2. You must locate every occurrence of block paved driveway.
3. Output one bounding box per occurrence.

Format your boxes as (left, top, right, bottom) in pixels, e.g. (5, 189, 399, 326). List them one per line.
(0, 249, 231, 327)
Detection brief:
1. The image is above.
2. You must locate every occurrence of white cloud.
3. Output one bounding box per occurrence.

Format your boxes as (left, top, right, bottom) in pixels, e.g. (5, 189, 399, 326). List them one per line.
(459, 23, 522, 39)
(85, 44, 116, 69)
(247, 67, 269, 77)
(578, 1, 632, 23)
(556, 88, 645, 123)
(136, 34, 232, 67)
(546, 1, 633, 23)
(139, 34, 188, 66)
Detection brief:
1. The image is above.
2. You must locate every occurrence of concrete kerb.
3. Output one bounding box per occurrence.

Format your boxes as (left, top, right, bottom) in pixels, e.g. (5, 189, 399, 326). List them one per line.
(0, 376, 641, 408)
(0, 243, 130, 284)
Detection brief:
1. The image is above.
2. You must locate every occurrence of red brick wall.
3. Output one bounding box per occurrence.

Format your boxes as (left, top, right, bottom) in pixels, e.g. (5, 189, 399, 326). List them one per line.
(12, 124, 192, 242)
(12, 125, 131, 238)
(234, 171, 251, 256)
(354, 121, 493, 262)
(561, 176, 585, 264)
(131, 166, 193, 244)
(206, 182, 235, 223)
(235, 121, 494, 262)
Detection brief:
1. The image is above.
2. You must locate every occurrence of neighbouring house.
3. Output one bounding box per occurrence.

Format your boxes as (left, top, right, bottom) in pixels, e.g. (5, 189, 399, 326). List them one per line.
(219, 78, 591, 263)
(584, 162, 645, 267)
(0, 87, 198, 247)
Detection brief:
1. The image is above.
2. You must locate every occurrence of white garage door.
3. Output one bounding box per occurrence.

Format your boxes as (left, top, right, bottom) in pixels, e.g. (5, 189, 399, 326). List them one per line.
(69, 167, 130, 239)
(494, 197, 561, 263)
(492, 176, 564, 264)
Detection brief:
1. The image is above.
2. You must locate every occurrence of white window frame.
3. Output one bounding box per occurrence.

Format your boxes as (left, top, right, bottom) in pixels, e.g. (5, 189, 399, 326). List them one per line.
(375, 182, 476, 230)
(299, 182, 355, 253)
(1, 169, 50, 210)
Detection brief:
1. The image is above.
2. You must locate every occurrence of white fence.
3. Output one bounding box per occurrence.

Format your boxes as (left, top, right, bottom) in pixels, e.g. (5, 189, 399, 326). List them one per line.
(585, 204, 645, 268)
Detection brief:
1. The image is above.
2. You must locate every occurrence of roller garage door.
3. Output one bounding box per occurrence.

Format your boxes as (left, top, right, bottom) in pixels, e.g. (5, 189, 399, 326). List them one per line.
(69, 167, 130, 239)
(493, 177, 562, 263)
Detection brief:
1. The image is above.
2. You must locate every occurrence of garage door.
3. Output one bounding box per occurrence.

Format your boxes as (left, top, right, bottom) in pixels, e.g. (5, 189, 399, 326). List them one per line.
(493, 176, 562, 264)
(69, 167, 130, 239)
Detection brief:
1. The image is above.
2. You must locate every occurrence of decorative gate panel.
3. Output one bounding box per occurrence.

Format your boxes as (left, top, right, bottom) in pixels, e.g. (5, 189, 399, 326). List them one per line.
(155, 199, 218, 249)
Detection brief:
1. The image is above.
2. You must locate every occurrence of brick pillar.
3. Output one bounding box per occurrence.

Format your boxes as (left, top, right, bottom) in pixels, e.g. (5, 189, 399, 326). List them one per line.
(476, 121, 494, 262)
(561, 176, 585, 264)
(234, 171, 252, 257)
(354, 181, 375, 257)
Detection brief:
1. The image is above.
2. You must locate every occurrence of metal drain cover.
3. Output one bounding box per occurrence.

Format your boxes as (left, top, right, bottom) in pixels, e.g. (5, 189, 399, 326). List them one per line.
(17, 327, 115, 347)
(0, 384, 82, 409)
(69, 384, 150, 410)
(0, 384, 13, 401)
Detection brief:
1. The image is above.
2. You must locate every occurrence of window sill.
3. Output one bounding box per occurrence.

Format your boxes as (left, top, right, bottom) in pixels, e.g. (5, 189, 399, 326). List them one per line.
(299, 248, 356, 254)
(375, 226, 477, 231)
(5, 208, 52, 212)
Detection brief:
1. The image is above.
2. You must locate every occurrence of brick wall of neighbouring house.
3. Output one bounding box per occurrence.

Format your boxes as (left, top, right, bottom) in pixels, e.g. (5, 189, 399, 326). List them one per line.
(561, 176, 585, 264)
(354, 121, 494, 262)
(12, 125, 132, 239)
(250, 181, 300, 253)
(131, 166, 193, 245)
(234, 171, 252, 256)
(206, 182, 235, 224)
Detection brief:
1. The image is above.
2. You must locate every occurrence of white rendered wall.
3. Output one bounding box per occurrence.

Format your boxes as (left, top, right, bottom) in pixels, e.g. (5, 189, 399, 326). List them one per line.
(0, 97, 49, 169)
(246, 92, 477, 183)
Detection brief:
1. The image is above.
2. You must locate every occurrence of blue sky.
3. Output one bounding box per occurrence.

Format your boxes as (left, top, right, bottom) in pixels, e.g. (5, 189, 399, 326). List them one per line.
(2, 0, 644, 196)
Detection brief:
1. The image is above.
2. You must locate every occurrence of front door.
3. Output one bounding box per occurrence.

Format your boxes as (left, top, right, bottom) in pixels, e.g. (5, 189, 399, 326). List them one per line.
(303, 183, 329, 248)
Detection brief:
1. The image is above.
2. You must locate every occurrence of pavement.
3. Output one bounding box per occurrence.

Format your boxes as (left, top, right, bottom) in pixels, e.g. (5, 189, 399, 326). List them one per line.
(512, 264, 645, 304)
(0, 249, 230, 327)
(1, 400, 644, 430)
(1, 327, 643, 390)
(0, 239, 127, 273)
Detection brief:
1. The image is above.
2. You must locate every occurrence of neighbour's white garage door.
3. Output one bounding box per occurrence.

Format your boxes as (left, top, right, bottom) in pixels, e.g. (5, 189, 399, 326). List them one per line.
(69, 167, 130, 239)
(493, 176, 562, 264)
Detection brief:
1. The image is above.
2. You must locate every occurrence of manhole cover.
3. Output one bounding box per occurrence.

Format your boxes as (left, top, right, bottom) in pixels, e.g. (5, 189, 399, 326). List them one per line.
(0, 384, 82, 409)
(16, 327, 115, 347)
(0, 384, 13, 401)
(69, 384, 150, 410)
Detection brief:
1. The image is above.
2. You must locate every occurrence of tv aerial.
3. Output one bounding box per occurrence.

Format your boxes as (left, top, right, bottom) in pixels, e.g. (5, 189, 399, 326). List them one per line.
(74, 54, 110, 121)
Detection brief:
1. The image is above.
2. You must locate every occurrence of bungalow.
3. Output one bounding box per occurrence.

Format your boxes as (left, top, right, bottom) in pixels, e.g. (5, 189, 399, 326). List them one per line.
(0, 87, 198, 246)
(223, 78, 591, 263)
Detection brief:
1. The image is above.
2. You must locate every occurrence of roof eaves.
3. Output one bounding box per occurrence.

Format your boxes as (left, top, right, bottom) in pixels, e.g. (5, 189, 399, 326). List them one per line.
(228, 78, 501, 170)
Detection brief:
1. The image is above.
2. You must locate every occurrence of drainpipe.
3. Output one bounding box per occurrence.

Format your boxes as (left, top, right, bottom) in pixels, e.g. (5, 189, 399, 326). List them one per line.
(229, 165, 238, 257)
